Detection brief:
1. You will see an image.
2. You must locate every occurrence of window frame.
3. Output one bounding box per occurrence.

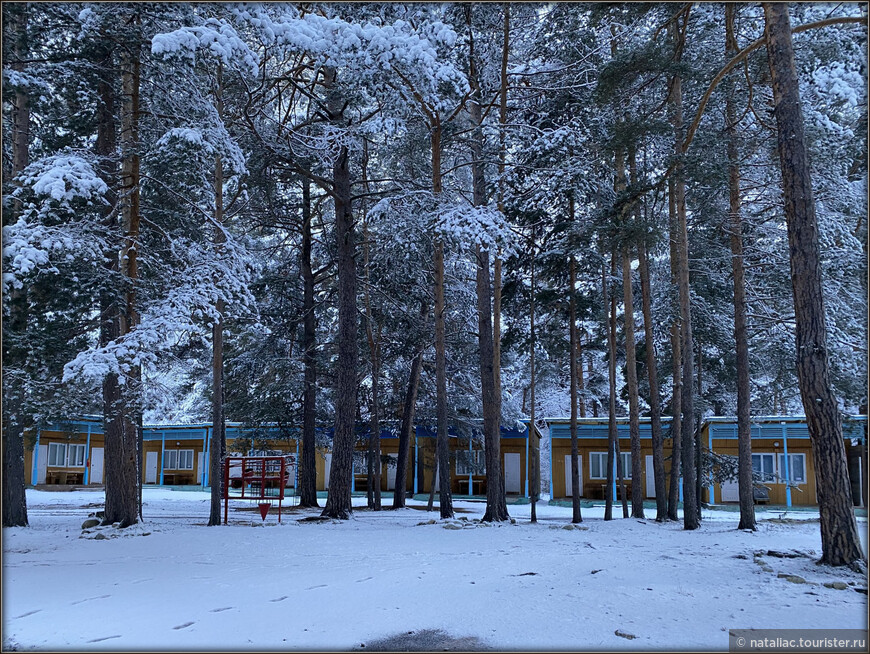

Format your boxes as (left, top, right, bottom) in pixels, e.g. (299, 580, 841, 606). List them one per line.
(778, 453, 806, 484)
(455, 450, 486, 476)
(752, 453, 776, 482)
(163, 450, 178, 471)
(620, 452, 632, 480)
(177, 449, 194, 471)
(47, 443, 68, 467)
(589, 452, 608, 480)
(67, 444, 87, 468)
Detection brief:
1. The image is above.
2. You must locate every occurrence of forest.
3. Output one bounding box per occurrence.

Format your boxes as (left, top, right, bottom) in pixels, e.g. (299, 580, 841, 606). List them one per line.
(2, 1, 867, 569)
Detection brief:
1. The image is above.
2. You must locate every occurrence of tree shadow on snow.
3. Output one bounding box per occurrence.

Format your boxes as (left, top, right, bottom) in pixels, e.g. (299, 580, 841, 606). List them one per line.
(357, 628, 490, 651)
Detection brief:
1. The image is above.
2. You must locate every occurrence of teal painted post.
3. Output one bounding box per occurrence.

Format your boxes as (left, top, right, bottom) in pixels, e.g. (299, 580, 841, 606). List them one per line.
(201, 427, 207, 487)
(679, 477, 683, 502)
(524, 425, 529, 497)
(782, 423, 791, 507)
(613, 457, 617, 503)
(295, 439, 300, 489)
(548, 429, 553, 498)
(32, 428, 41, 485)
(708, 427, 714, 505)
(468, 436, 472, 497)
(84, 424, 92, 485)
(160, 431, 166, 485)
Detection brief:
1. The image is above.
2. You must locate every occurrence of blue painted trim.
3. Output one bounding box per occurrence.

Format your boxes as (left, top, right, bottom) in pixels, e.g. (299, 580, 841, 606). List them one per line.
(201, 427, 207, 487)
(160, 431, 166, 485)
(524, 427, 529, 497)
(708, 425, 714, 504)
(84, 424, 92, 485)
(782, 422, 791, 507)
(679, 477, 683, 502)
(548, 429, 553, 498)
(32, 428, 41, 485)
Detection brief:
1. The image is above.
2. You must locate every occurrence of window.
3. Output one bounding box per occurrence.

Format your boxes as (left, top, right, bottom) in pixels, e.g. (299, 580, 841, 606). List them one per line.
(590, 452, 607, 479)
(353, 453, 368, 475)
(48, 443, 67, 467)
(620, 452, 632, 479)
(456, 450, 485, 476)
(778, 453, 806, 483)
(177, 450, 194, 470)
(68, 444, 86, 467)
(752, 453, 776, 482)
(164, 450, 178, 470)
(590, 452, 632, 479)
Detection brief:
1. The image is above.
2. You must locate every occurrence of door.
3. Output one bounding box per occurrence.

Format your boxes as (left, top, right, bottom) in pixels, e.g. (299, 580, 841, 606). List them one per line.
(720, 478, 739, 502)
(564, 454, 582, 497)
(145, 451, 158, 484)
(323, 453, 332, 490)
(645, 455, 656, 498)
(385, 460, 397, 490)
(504, 452, 521, 494)
(197, 452, 205, 485)
(36, 444, 48, 484)
(89, 447, 104, 484)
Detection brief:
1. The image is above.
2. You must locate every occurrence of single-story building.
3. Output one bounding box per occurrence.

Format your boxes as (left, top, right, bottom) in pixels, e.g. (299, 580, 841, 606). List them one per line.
(546, 415, 867, 507)
(413, 424, 540, 497)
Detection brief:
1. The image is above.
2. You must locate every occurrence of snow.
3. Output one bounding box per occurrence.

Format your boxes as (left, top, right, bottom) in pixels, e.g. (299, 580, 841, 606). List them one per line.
(3, 489, 867, 651)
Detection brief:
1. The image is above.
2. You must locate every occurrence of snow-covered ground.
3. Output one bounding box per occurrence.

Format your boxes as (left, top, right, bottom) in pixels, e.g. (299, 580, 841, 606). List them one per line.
(3, 488, 868, 651)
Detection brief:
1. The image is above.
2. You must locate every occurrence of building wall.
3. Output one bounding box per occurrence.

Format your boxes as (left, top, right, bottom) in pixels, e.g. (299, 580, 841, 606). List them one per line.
(550, 437, 676, 500)
(416, 438, 528, 496)
(709, 436, 818, 506)
(24, 428, 106, 486)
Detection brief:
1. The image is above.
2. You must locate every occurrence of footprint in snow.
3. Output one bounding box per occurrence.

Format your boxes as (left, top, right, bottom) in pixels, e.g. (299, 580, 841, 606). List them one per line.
(173, 622, 195, 630)
(355, 577, 373, 583)
(71, 595, 111, 605)
(87, 635, 121, 643)
(210, 607, 233, 613)
(13, 610, 41, 619)
(269, 596, 288, 602)
(306, 584, 328, 590)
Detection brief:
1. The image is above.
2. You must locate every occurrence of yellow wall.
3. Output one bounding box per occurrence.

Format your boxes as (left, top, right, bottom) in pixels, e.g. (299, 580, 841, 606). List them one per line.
(711, 437, 818, 506)
(551, 438, 676, 500)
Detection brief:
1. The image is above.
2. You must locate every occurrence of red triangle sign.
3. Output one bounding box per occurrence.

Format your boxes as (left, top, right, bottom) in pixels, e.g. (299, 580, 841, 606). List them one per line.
(258, 502, 271, 521)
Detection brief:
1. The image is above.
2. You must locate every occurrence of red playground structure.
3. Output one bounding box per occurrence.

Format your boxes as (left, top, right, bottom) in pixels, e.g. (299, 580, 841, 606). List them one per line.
(222, 455, 289, 524)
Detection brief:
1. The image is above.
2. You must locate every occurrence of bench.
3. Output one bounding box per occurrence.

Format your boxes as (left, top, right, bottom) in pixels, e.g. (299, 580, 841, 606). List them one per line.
(457, 478, 486, 496)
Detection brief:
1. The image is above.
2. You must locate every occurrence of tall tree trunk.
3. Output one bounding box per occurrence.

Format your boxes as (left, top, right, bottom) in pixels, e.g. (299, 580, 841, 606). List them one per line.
(362, 142, 381, 511)
(613, 251, 629, 519)
(529, 227, 539, 523)
(725, 3, 756, 532)
(392, 302, 427, 508)
(638, 242, 667, 521)
(624, 147, 644, 519)
(432, 122, 454, 520)
(104, 26, 141, 528)
(763, 2, 863, 566)
(666, 178, 682, 521)
(576, 337, 587, 418)
(623, 247, 644, 518)
(669, 19, 698, 530)
(2, 3, 30, 527)
(208, 64, 225, 526)
(321, 67, 357, 521)
(568, 195, 582, 524)
(299, 177, 319, 508)
(604, 261, 616, 521)
(467, 9, 507, 522)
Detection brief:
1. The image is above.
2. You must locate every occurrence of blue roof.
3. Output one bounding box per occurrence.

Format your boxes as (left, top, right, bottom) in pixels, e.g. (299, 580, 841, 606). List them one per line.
(545, 416, 867, 442)
(415, 425, 529, 439)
